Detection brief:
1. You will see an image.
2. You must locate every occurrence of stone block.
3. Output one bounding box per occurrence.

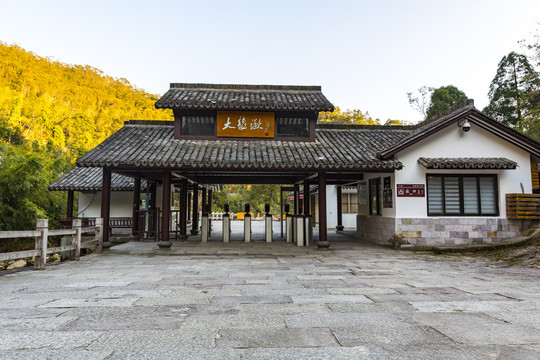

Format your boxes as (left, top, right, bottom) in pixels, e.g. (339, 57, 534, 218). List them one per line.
(402, 231, 422, 238)
(216, 328, 339, 348)
(487, 231, 497, 238)
(401, 218, 412, 225)
(434, 224, 445, 231)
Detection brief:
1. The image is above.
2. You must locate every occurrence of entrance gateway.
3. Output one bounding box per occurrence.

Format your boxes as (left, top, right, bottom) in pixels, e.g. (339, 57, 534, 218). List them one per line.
(75, 83, 403, 248)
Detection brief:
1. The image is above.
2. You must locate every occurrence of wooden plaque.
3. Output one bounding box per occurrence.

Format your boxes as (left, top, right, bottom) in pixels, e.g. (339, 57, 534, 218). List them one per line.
(217, 111, 274, 138)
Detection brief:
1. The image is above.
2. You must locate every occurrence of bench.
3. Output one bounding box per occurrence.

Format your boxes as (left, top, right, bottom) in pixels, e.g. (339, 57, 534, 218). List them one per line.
(109, 217, 133, 236)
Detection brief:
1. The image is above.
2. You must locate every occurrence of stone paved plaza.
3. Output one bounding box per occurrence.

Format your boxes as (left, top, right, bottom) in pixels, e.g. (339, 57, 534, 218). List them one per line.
(1, 228, 539, 359)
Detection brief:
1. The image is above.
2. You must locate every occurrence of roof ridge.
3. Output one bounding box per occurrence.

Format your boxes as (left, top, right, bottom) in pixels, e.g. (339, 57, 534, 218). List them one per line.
(169, 83, 322, 91)
(124, 120, 174, 126)
(415, 99, 475, 128)
(316, 123, 415, 131)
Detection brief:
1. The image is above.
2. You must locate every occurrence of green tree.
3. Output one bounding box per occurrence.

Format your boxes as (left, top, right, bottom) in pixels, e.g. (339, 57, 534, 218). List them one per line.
(0, 143, 72, 231)
(426, 85, 468, 119)
(483, 52, 540, 131)
(407, 86, 433, 119)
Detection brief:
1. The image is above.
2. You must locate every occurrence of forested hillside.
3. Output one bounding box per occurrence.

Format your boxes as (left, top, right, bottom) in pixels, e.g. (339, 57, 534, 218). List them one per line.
(0, 43, 172, 232)
(0, 43, 172, 156)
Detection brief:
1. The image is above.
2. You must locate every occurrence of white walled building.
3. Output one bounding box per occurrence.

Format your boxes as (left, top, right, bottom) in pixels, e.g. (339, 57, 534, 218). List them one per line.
(357, 101, 540, 246)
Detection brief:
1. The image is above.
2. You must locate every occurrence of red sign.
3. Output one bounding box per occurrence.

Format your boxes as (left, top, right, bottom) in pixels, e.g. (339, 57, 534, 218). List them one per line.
(397, 184, 425, 197)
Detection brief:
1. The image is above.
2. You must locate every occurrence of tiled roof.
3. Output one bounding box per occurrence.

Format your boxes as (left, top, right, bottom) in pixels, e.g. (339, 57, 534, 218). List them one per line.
(76, 122, 408, 171)
(49, 167, 148, 191)
(378, 100, 540, 159)
(155, 83, 335, 112)
(418, 157, 518, 170)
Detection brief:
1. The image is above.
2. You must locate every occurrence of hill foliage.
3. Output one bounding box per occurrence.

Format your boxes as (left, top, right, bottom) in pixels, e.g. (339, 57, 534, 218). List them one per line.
(0, 43, 172, 232)
(0, 43, 172, 156)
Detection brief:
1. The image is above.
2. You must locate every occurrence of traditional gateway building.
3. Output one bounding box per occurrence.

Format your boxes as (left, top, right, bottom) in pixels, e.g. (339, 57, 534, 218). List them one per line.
(51, 83, 540, 248)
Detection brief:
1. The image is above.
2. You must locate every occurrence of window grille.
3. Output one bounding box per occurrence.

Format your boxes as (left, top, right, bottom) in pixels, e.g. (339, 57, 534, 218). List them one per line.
(427, 174, 498, 216)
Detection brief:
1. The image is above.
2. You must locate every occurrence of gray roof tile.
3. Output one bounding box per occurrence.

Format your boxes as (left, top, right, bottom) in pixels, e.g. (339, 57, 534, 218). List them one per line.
(76, 122, 408, 171)
(155, 83, 335, 112)
(418, 157, 518, 170)
(49, 167, 148, 191)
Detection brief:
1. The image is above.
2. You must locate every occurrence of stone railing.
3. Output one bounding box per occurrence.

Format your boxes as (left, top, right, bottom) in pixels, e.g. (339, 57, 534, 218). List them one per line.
(0, 218, 103, 270)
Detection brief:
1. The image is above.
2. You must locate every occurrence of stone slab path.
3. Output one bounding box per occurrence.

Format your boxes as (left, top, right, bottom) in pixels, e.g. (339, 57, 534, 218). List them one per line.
(1, 233, 539, 359)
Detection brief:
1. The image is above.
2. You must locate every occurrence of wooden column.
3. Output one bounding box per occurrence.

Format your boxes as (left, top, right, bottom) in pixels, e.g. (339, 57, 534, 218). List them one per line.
(67, 190, 74, 218)
(208, 189, 213, 214)
(101, 167, 111, 245)
(303, 181, 310, 215)
(191, 185, 199, 235)
(149, 183, 157, 210)
(132, 177, 141, 235)
(336, 185, 344, 231)
(187, 191, 192, 221)
(202, 188, 207, 214)
(293, 186, 299, 215)
(160, 171, 171, 244)
(317, 172, 330, 248)
(179, 179, 188, 238)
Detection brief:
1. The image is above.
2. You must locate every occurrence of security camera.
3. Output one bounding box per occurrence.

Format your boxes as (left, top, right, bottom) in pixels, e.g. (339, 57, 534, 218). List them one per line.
(462, 121, 471, 132)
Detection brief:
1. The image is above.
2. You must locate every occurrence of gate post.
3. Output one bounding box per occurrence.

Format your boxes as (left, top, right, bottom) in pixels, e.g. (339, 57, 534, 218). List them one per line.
(34, 219, 48, 270)
(95, 218, 103, 253)
(71, 218, 82, 261)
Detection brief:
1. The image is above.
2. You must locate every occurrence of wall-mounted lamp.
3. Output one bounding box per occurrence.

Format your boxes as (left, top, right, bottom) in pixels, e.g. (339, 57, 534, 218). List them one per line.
(457, 119, 471, 132)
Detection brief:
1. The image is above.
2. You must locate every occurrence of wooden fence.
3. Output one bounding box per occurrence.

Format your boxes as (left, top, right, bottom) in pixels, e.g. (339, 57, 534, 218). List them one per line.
(0, 218, 103, 270)
(506, 194, 540, 220)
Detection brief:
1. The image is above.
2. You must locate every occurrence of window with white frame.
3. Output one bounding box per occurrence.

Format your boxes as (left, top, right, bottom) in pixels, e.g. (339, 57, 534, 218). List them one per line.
(427, 174, 498, 216)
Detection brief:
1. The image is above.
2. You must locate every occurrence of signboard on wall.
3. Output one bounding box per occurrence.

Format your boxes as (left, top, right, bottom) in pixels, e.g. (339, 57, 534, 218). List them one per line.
(217, 111, 274, 138)
(397, 184, 425, 197)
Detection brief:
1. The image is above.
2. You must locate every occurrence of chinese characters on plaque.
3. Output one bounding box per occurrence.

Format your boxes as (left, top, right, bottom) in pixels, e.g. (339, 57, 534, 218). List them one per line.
(397, 184, 425, 197)
(217, 111, 275, 138)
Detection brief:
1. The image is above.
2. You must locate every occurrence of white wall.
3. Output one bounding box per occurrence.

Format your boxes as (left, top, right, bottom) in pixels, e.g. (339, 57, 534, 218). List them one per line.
(78, 191, 135, 218)
(357, 172, 395, 217)
(394, 123, 533, 218)
(78, 187, 167, 218)
(316, 185, 357, 229)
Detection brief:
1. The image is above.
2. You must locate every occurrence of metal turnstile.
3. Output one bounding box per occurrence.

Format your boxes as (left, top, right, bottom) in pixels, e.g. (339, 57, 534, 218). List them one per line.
(243, 204, 251, 243)
(222, 204, 230, 243)
(264, 204, 272, 243)
(201, 214, 209, 242)
(286, 213, 292, 243)
(265, 215, 273, 243)
(295, 215, 305, 246)
(304, 215, 313, 246)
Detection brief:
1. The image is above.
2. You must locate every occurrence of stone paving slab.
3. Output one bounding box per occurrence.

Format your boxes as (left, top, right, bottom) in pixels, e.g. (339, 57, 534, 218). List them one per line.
(332, 324, 453, 346)
(216, 328, 339, 348)
(1, 350, 114, 360)
(1, 236, 539, 359)
(86, 329, 217, 350)
(241, 346, 393, 359)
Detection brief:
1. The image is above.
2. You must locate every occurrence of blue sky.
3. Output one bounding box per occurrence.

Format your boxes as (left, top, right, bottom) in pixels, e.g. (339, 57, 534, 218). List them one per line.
(1, 0, 539, 122)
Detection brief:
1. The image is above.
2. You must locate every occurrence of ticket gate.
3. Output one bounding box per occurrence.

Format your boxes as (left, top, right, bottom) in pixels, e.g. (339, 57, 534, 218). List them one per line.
(264, 204, 272, 243)
(295, 215, 305, 246)
(201, 213, 209, 242)
(222, 204, 231, 243)
(244, 204, 251, 243)
(304, 215, 313, 246)
(285, 208, 293, 243)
